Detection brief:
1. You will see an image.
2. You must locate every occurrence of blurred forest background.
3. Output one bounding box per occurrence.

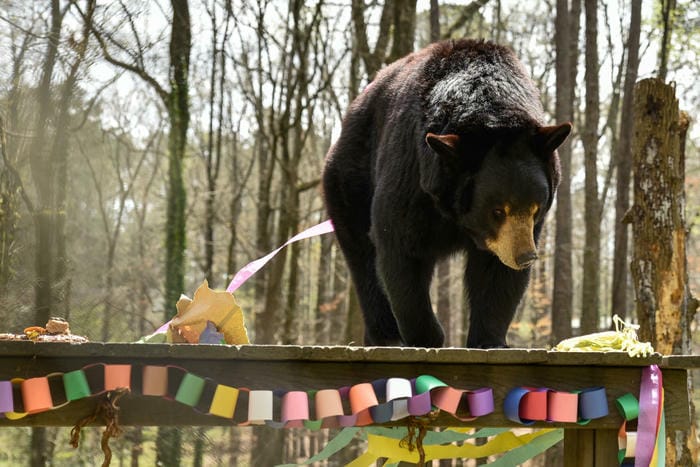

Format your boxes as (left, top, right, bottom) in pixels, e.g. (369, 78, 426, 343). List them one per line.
(0, 0, 698, 465)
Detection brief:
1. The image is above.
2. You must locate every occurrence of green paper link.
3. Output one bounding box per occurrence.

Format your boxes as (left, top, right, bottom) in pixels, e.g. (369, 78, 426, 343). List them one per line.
(616, 393, 639, 421)
(175, 373, 206, 407)
(63, 370, 91, 401)
(303, 420, 323, 430)
(415, 375, 447, 394)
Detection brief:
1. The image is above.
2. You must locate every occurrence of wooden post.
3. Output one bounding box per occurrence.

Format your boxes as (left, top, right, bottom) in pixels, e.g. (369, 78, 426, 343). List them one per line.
(629, 78, 696, 464)
(630, 78, 688, 354)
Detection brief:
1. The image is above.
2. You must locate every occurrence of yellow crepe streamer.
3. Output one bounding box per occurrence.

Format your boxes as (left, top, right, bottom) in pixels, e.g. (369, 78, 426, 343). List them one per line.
(347, 429, 557, 466)
(554, 314, 654, 357)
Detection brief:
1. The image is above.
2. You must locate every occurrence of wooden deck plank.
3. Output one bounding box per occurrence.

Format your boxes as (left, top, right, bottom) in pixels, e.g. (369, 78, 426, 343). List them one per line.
(0, 342, 690, 429)
(0, 342, 665, 366)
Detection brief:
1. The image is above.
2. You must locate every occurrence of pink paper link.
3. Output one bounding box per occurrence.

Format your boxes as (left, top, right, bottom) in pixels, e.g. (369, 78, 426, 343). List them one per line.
(226, 220, 335, 293)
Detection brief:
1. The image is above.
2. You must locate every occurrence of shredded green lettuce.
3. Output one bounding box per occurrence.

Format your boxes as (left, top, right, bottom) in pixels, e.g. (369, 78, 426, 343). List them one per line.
(554, 315, 655, 357)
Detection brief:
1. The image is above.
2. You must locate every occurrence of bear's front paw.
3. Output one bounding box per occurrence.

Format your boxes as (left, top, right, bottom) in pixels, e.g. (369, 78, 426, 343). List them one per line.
(468, 341, 509, 349)
(403, 325, 445, 348)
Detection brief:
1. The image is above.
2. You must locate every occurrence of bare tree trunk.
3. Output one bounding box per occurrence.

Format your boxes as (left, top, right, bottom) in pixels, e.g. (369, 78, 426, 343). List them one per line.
(1, 28, 34, 298)
(315, 233, 333, 343)
(128, 427, 143, 467)
(345, 285, 364, 345)
(157, 1, 192, 464)
(331, 248, 350, 343)
(29, 0, 63, 329)
(387, 0, 417, 63)
(51, 0, 95, 316)
(630, 78, 696, 465)
(611, 0, 641, 320)
(657, 0, 676, 81)
(580, 0, 600, 334)
(30, 427, 49, 467)
(430, 0, 440, 43)
(351, 0, 394, 80)
(201, 0, 231, 287)
(428, 0, 452, 349)
(437, 259, 452, 346)
(547, 2, 579, 464)
(551, 0, 579, 344)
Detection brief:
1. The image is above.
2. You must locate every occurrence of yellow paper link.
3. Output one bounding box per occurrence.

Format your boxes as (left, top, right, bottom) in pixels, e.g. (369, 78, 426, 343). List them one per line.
(4, 378, 28, 420)
(349, 429, 557, 465)
(209, 385, 239, 419)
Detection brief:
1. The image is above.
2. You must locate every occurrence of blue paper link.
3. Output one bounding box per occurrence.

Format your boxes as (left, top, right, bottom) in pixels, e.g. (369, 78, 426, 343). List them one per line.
(503, 387, 534, 425)
(579, 387, 608, 420)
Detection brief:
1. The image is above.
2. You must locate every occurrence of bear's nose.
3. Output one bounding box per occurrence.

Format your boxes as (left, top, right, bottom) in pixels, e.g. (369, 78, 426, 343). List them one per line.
(515, 252, 538, 268)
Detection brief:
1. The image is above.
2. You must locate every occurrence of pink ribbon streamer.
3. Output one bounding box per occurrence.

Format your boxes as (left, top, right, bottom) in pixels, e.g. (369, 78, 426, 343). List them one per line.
(153, 220, 335, 335)
(226, 220, 335, 293)
(635, 364, 662, 467)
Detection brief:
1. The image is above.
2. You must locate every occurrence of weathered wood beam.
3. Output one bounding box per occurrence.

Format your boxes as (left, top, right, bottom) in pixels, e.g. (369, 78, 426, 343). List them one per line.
(0, 343, 689, 429)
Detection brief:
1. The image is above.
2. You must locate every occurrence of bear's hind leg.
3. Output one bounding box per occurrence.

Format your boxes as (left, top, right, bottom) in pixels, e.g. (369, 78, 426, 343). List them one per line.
(323, 165, 402, 346)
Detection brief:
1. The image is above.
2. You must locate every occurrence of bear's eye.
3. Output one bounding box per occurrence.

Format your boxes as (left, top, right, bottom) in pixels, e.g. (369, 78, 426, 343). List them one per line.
(492, 209, 505, 220)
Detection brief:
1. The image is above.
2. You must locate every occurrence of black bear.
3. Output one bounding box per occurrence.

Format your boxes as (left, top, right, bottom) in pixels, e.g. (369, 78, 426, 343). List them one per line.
(322, 39, 571, 348)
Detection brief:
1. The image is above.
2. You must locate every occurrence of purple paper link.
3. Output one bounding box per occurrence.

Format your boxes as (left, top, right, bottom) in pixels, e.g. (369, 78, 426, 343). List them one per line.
(0, 381, 13, 413)
(468, 388, 494, 417)
(199, 321, 225, 344)
(338, 414, 358, 427)
(227, 220, 334, 292)
(635, 365, 661, 467)
(407, 392, 432, 416)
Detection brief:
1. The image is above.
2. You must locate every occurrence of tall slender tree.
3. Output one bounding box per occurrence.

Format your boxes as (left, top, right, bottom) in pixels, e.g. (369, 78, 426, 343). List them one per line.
(580, 0, 600, 333)
(551, 0, 580, 344)
(612, 0, 642, 320)
(93, 1, 192, 464)
(657, 0, 677, 81)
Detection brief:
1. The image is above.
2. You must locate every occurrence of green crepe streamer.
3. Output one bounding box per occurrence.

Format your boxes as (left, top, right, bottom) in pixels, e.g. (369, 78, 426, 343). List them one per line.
(486, 429, 564, 466)
(275, 427, 360, 467)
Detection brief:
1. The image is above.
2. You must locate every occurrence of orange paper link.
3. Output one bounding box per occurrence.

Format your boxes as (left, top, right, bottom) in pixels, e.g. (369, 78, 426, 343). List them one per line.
(21, 377, 53, 414)
(104, 365, 131, 391)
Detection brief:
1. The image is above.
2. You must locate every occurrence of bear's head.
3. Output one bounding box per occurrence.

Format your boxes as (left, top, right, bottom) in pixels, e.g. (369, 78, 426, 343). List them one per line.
(423, 123, 571, 269)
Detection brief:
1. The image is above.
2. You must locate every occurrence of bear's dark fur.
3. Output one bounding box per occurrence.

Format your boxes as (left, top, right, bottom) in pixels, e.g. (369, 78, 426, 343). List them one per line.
(322, 39, 571, 348)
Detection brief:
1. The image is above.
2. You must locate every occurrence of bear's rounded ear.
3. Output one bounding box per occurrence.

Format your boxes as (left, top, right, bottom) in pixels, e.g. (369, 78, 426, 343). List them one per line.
(426, 133, 460, 158)
(535, 122, 572, 153)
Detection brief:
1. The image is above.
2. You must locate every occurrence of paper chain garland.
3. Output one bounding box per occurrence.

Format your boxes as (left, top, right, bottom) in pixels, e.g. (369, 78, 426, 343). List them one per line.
(504, 386, 609, 425)
(0, 363, 615, 428)
(0, 364, 495, 427)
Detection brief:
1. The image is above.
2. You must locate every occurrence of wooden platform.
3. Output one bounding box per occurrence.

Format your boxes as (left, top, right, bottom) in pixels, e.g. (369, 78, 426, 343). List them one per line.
(0, 342, 695, 464)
